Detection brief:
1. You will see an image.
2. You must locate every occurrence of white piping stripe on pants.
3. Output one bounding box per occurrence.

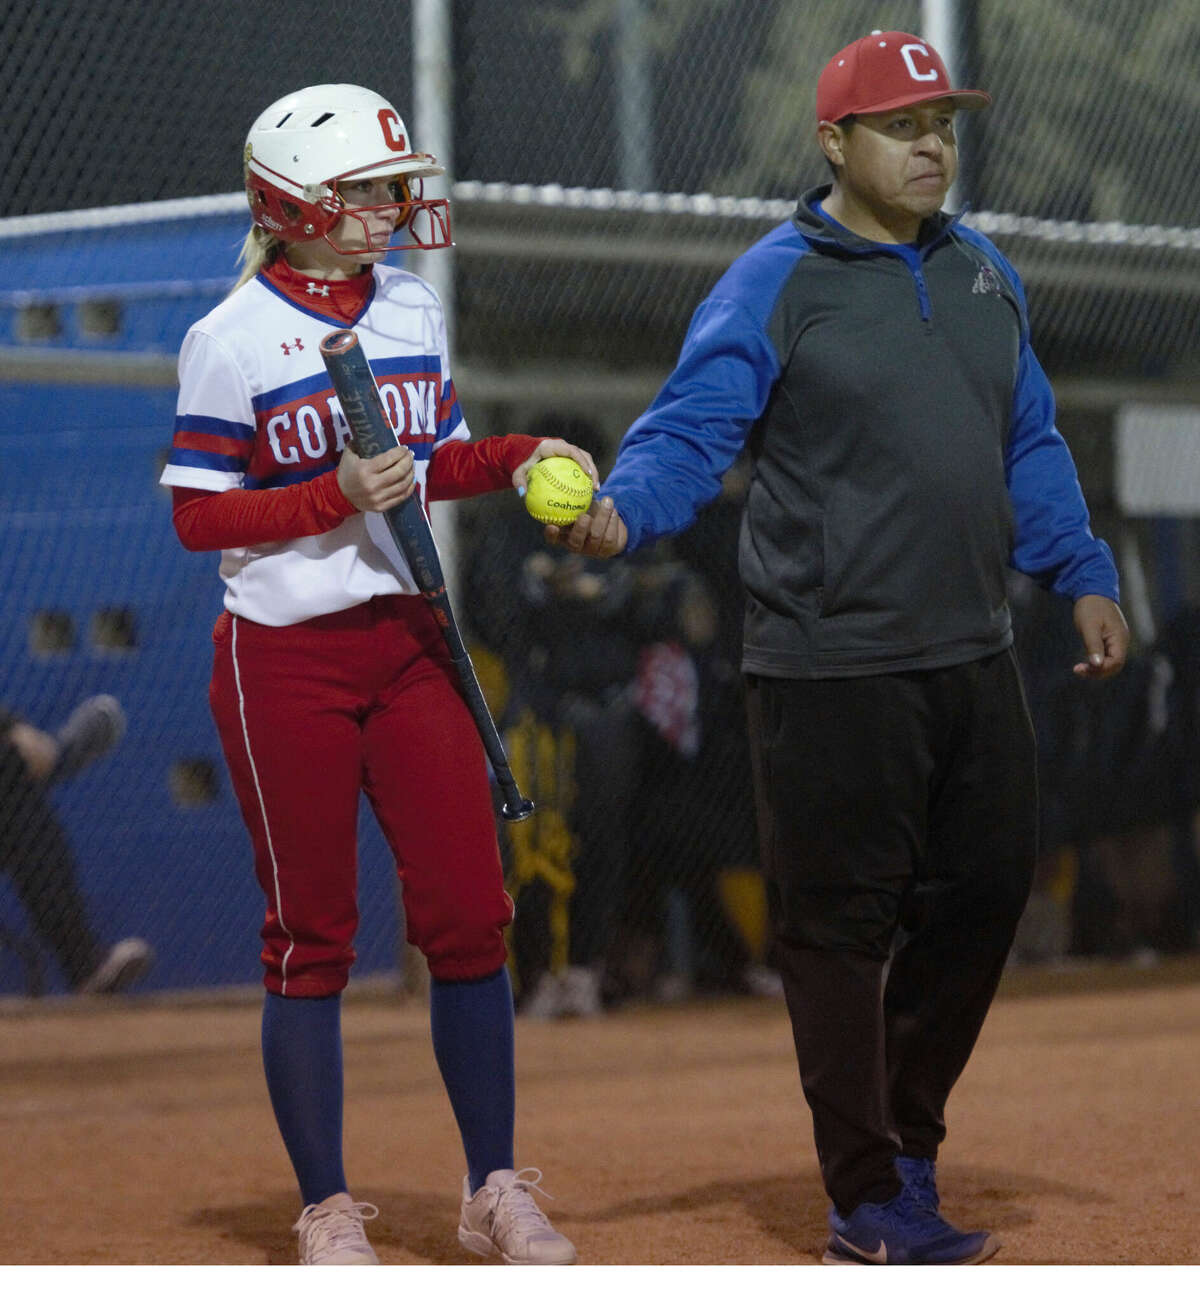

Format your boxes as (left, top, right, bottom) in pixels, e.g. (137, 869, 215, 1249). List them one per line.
(230, 615, 296, 993)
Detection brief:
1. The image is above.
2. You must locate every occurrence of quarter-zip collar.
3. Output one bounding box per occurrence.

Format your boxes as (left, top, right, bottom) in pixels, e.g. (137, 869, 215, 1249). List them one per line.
(792, 183, 961, 254)
(793, 184, 960, 324)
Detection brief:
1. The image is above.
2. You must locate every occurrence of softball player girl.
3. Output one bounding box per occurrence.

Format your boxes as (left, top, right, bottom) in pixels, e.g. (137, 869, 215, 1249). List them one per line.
(160, 84, 589, 1266)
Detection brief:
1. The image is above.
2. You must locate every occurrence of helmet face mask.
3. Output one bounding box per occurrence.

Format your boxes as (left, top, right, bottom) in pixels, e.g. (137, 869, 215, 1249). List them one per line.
(326, 171, 451, 255)
(243, 84, 451, 253)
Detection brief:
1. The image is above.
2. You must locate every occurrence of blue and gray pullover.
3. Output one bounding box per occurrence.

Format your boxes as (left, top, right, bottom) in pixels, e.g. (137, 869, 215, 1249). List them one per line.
(602, 184, 1119, 678)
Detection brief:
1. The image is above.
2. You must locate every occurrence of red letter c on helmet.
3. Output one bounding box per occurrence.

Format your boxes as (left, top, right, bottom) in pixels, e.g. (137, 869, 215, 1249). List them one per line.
(378, 108, 407, 152)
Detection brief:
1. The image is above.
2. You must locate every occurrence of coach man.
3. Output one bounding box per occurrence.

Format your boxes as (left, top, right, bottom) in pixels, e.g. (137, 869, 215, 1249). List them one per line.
(549, 30, 1128, 1264)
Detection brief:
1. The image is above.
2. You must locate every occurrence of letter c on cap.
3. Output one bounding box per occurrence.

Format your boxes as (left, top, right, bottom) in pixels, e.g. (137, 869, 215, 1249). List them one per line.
(900, 43, 939, 82)
(378, 108, 407, 152)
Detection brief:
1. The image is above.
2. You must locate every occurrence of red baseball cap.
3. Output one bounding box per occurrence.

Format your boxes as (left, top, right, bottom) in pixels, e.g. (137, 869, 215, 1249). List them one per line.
(817, 30, 991, 123)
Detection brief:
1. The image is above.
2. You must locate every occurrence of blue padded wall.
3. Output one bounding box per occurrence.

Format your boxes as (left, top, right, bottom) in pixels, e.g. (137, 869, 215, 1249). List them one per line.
(0, 210, 244, 353)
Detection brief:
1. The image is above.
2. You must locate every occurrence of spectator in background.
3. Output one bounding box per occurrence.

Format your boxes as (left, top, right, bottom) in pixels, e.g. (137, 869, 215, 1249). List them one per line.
(464, 413, 642, 1017)
(645, 457, 781, 999)
(623, 558, 779, 1001)
(1070, 617, 1196, 959)
(0, 695, 154, 994)
(467, 429, 779, 1011)
(1011, 576, 1200, 964)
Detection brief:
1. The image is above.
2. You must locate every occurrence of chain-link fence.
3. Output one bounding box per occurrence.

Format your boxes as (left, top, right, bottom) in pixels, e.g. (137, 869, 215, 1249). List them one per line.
(2, 0, 1199, 1003)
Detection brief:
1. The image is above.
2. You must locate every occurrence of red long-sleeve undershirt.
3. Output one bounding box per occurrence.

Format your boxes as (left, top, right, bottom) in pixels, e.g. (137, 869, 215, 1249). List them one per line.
(171, 434, 540, 552)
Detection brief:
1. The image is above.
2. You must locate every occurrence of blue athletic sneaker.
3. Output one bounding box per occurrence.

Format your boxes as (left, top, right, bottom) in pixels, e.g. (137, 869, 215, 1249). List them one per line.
(896, 1155, 940, 1211)
(823, 1186, 999, 1265)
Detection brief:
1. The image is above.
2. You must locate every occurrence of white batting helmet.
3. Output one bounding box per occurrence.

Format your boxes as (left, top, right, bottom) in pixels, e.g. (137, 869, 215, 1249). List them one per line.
(244, 83, 450, 252)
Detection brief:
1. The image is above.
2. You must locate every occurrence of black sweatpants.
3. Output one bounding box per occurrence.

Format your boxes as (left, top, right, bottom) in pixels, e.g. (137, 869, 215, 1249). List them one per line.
(746, 649, 1037, 1215)
(0, 739, 105, 988)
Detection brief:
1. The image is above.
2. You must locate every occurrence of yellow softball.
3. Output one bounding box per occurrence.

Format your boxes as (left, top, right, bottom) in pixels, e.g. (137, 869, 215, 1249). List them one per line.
(524, 456, 594, 525)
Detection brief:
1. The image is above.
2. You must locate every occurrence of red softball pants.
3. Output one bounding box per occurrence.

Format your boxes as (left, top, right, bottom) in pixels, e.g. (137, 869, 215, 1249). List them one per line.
(209, 595, 513, 996)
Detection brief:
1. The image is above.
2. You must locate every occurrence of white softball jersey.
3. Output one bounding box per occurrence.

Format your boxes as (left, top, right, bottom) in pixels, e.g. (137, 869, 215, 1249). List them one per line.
(159, 264, 466, 626)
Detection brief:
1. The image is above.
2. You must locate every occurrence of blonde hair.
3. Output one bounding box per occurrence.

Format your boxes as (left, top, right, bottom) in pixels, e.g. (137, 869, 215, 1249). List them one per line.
(231, 223, 285, 293)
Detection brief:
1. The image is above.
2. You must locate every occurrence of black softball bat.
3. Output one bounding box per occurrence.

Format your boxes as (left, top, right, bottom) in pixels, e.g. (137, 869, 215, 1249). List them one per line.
(319, 328, 535, 822)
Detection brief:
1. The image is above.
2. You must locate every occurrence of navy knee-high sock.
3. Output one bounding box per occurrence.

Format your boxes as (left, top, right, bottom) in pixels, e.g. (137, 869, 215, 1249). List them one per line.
(261, 991, 347, 1207)
(430, 967, 516, 1193)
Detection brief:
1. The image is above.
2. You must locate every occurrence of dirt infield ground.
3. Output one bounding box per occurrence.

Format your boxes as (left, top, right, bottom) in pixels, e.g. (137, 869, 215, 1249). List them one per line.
(0, 957, 1197, 1266)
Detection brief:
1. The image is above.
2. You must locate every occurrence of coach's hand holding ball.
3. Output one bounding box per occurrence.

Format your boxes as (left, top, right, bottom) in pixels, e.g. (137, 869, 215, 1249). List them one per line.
(513, 438, 628, 556)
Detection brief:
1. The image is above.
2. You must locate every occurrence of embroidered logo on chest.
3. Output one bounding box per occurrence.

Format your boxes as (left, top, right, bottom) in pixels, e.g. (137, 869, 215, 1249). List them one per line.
(971, 266, 1002, 297)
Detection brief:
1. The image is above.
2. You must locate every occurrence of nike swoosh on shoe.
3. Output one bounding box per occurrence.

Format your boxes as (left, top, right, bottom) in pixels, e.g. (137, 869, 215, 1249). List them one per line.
(837, 1234, 887, 1264)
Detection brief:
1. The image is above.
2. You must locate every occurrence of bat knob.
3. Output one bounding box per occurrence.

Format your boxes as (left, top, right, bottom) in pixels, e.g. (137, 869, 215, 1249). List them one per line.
(320, 329, 358, 356)
(501, 797, 536, 823)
